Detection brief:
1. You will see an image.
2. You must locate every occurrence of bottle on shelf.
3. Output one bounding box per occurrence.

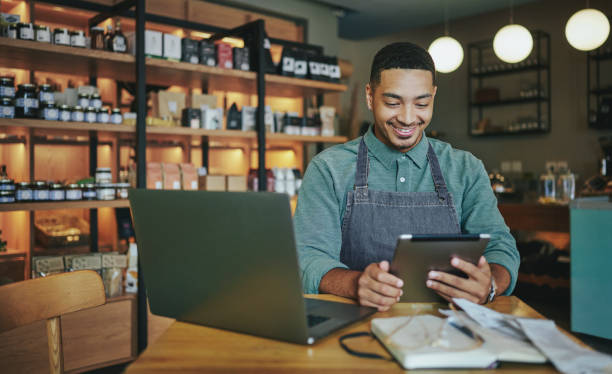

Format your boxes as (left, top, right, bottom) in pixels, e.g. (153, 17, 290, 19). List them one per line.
(109, 19, 127, 53)
(104, 24, 113, 51)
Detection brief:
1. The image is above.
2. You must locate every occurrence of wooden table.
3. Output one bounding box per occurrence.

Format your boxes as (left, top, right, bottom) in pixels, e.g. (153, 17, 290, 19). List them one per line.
(125, 295, 581, 373)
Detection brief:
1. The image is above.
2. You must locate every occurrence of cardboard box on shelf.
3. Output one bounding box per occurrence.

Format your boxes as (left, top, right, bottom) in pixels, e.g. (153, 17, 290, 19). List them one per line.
(150, 91, 186, 121)
(147, 162, 163, 190)
(202, 107, 223, 130)
(189, 93, 217, 109)
(216, 43, 233, 69)
(199, 175, 226, 191)
(127, 30, 162, 57)
(163, 33, 181, 61)
(180, 163, 198, 190)
(162, 163, 181, 190)
(226, 175, 247, 192)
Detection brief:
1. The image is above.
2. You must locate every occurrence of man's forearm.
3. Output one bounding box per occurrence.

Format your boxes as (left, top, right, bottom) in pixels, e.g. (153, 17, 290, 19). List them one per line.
(490, 263, 511, 296)
(318, 268, 362, 299)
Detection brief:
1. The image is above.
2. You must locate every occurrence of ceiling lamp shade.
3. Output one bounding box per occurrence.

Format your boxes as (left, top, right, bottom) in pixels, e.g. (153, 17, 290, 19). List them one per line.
(428, 36, 464, 73)
(565, 8, 610, 51)
(493, 24, 533, 63)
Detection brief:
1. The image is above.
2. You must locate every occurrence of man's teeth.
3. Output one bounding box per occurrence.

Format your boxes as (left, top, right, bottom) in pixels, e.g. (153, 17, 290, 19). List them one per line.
(395, 127, 413, 134)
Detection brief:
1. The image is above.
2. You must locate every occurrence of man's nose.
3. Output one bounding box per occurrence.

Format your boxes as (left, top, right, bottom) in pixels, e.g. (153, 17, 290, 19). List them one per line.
(397, 105, 417, 125)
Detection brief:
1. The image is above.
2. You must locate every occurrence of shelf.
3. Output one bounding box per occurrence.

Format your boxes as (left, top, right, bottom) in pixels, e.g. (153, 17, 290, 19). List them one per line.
(470, 64, 549, 78)
(267, 133, 347, 143)
(470, 97, 548, 107)
(471, 129, 548, 137)
(0, 118, 135, 133)
(590, 87, 612, 96)
(108, 293, 137, 303)
(0, 249, 26, 259)
(0, 38, 347, 95)
(591, 51, 612, 61)
(0, 199, 130, 212)
(518, 273, 570, 289)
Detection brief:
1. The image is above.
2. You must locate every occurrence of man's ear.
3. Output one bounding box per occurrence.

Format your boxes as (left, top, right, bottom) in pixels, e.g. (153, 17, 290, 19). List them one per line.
(365, 83, 373, 111)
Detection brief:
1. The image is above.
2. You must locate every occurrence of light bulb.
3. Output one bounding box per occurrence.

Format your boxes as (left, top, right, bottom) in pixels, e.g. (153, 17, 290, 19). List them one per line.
(565, 8, 610, 51)
(428, 36, 464, 73)
(493, 24, 533, 63)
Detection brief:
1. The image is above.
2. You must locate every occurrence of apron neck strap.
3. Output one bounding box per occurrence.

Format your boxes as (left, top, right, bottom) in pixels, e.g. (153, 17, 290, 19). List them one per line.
(426, 143, 451, 202)
(354, 137, 369, 190)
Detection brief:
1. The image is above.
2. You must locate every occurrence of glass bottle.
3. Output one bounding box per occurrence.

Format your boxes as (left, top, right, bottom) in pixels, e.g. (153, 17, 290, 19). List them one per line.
(110, 19, 127, 53)
(104, 24, 113, 51)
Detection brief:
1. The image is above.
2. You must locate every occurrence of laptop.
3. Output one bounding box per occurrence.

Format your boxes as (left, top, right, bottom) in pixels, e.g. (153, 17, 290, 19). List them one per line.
(128, 189, 376, 345)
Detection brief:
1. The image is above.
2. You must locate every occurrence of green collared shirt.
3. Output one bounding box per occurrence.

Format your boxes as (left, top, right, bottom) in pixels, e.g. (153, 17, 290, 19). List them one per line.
(294, 126, 519, 295)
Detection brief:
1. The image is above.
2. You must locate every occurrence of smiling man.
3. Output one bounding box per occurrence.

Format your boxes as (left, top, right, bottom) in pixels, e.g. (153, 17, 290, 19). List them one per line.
(294, 42, 519, 311)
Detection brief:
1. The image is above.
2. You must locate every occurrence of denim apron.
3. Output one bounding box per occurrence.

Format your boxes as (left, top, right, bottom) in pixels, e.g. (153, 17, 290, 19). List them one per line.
(340, 137, 461, 270)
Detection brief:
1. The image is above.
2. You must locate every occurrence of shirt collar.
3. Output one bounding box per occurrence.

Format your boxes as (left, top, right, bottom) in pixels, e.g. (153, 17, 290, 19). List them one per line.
(363, 125, 429, 169)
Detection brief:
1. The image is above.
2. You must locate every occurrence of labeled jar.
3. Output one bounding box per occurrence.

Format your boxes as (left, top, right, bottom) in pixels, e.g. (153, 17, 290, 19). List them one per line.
(35, 25, 51, 43)
(0, 76, 15, 98)
(96, 183, 115, 200)
(7, 24, 18, 39)
(0, 191, 15, 204)
(49, 183, 65, 201)
(90, 27, 105, 50)
(17, 23, 34, 41)
(65, 184, 82, 200)
(33, 181, 50, 201)
(96, 107, 110, 123)
(71, 106, 84, 122)
(0, 98, 15, 119)
(82, 183, 96, 200)
(90, 93, 102, 109)
(70, 30, 86, 48)
(41, 102, 58, 121)
(38, 84, 54, 104)
(111, 108, 122, 124)
(77, 93, 89, 108)
(53, 28, 70, 46)
(115, 182, 130, 199)
(85, 106, 97, 123)
(15, 84, 39, 118)
(15, 182, 33, 202)
(0, 178, 15, 192)
(95, 167, 112, 184)
(59, 104, 71, 122)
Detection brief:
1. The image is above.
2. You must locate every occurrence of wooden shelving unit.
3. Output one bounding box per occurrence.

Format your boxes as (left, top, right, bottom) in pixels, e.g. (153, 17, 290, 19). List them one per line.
(0, 199, 130, 212)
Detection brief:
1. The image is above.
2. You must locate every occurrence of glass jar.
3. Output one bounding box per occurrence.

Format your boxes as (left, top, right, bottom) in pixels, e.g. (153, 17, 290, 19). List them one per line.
(65, 184, 82, 200)
(70, 30, 86, 48)
(82, 183, 96, 200)
(71, 106, 84, 122)
(0, 97, 15, 119)
(33, 181, 50, 201)
(7, 24, 18, 39)
(95, 167, 112, 184)
(38, 84, 54, 104)
(0, 76, 15, 98)
(0, 191, 15, 204)
(59, 104, 71, 122)
(40, 102, 58, 121)
(54, 28, 70, 46)
(96, 183, 115, 201)
(96, 107, 110, 123)
(0, 178, 15, 192)
(17, 22, 34, 41)
(115, 182, 130, 199)
(15, 182, 33, 202)
(77, 93, 90, 108)
(85, 106, 97, 123)
(90, 93, 102, 109)
(15, 84, 39, 118)
(90, 27, 105, 50)
(111, 108, 122, 124)
(35, 25, 51, 43)
(49, 183, 65, 201)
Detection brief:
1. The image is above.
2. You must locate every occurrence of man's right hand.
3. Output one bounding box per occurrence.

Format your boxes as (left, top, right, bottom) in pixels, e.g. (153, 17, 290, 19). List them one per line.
(357, 261, 403, 311)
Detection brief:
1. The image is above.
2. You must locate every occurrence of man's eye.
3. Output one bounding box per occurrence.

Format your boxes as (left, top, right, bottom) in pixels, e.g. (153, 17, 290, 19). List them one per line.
(416, 103, 428, 108)
(385, 102, 399, 107)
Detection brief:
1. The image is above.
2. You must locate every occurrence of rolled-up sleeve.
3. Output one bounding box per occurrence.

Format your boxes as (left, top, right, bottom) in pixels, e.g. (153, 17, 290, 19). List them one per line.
(460, 159, 520, 295)
(294, 159, 348, 294)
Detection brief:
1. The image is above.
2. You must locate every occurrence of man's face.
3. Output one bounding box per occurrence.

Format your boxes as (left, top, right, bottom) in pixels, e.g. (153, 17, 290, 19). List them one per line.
(366, 69, 437, 153)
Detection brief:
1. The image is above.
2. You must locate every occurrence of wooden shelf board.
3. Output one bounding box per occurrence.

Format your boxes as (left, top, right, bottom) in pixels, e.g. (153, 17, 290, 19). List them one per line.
(470, 64, 549, 78)
(518, 273, 570, 288)
(0, 249, 26, 258)
(470, 97, 548, 107)
(108, 293, 137, 303)
(267, 133, 348, 143)
(0, 199, 130, 212)
(146, 126, 256, 138)
(0, 118, 135, 133)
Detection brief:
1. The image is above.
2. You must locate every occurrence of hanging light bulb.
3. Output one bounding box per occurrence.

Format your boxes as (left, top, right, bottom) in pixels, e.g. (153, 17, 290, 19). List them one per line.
(429, 36, 464, 73)
(493, 24, 533, 63)
(428, 1, 464, 73)
(565, 8, 610, 51)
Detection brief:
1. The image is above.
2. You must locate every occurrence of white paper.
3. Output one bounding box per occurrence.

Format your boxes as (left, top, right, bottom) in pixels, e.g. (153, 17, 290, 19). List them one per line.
(518, 318, 612, 374)
(453, 298, 527, 341)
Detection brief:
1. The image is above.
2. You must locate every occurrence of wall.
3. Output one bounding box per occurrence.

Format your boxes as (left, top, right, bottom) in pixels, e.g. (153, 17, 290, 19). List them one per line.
(338, 0, 612, 181)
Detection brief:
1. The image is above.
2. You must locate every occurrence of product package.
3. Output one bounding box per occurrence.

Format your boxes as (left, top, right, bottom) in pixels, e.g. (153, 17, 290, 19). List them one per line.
(102, 252, 127, 298)
(202, 106, 223, 130)
(216, 43, 233, 69)
(181, 108, 201, 128)
(125, 243, 138, 293)
(279, 47, 295, 76)
(150, 90, 186, 121)
(241, 105, 256, 131)
(162, 163, 181, 190)
(64, 253, 102, 275)
(189, 93, 218, 109)
(180, 163, 198, 190)
(31, 255, 64, 278)
(199, 40, 216, 67)
(147, 162, 163, 189)
(199, 175, 226, 191)
(233, 47, 250, 71)
(226, 103, 241, 130)
(226, 175, 247, 192)
(181, 38, 199, 64)
(163, 33, 181, 61)
(127, 30, 162, 57)
(319, 106, 336, 136)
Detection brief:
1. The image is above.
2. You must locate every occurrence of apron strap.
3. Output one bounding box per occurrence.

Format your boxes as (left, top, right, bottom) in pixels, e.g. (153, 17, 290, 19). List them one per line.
(354, 137, 369, 201)
(426, 143, 452, 203)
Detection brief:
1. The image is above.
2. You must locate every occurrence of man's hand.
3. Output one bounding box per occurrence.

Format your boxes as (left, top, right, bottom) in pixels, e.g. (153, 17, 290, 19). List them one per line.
(426, 256, 492, 304)
(357, 261, 403, 311)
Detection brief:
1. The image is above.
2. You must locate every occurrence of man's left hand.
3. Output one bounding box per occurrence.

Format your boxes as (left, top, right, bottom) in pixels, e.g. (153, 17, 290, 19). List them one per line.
(426, 256, 491, 304)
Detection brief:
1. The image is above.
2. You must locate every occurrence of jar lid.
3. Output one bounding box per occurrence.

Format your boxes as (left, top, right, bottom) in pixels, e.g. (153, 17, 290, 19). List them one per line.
(54, 28, 69, 33)
(18, 83, 36, 90)
(50, 183, 63, 189)
(43, 102, 56, 108)
(86, 106, 96, 112)
(39, 84, 52, 90)
(17, 182, 31, 187)
(0, 97, 13, 104)
(78, 93, 90, 98)
(91, 93, 101, 98)
(73, 105, 83, 111)
(0, 178, 14, 184)
(60, 104, 70, 110)
(90, 26, 104, 32)
(67, 183, 80, 188)
(35, 25, 49, 30)
(111, 108, 121, 113)
(96, 183, 114, 188)
(8, 24, 17, 29)
(82, 183, 95, 188)
(17, 22, 32, 27)
(115, 182, 130, 187)
(96, 167, 111, 172)
(34, 180, 48, 187)
(0, 190, 15, 197)
(0, 76, 14, 83)
(71, 30, 84, 35)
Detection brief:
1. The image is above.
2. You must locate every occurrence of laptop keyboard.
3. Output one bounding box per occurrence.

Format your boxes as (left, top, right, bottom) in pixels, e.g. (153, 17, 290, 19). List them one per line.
(307, 314, 330, 328)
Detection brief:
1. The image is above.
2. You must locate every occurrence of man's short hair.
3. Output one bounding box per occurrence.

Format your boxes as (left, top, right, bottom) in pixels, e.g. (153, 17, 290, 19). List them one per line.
(369, 42, 436, 88)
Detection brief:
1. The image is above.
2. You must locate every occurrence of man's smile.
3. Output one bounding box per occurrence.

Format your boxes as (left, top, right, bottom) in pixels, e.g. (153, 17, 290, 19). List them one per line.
(387, 122, 418, 138)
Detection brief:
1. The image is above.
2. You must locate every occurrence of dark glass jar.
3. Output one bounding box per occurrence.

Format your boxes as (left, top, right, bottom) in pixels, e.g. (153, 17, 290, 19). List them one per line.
(71, 106, 84, 122)
(0, 76, 15, 98)
(35, 25, 51, 43)
(15, 84, 39, 118)
(65, 184, 82, 200)
(70, 30, 86, 48)
(41, 102, 59, 121)
(49, 183, 65, 201)
(0, 177, 15, 192)
(111, 108, 122, 124)
(54, 28, 70, 46)
(85, 107, 97, 123)
(59, 104, 71, 122)
(90, 93, 102, 109)
(77, 93, 90, 108)
(96, 107, 110, 123)
(33, 181, 50, 201)
(15, 182, 33, 202)
(38, 84, 54, 104)
(96, 183, 115, 201)
(90, 27, 105, 50)
(82, 183, 96, 200)
(7, 24, 18, 39)
(17, 22, 34, 41)
(0, 191, 15, 204)
(0, 97, 15, 119)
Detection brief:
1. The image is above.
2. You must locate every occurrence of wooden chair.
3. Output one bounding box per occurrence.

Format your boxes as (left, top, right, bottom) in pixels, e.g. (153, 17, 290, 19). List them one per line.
(0, 270, 106, 374)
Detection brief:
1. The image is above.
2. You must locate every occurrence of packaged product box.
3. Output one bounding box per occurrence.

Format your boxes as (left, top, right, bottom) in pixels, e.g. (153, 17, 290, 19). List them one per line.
(163, 33, 181, 61)
(127, 30, 162, 57)
(162, 163, 181, 190)
(202, 107, 223, 130)
(147, 162, 163, 190)
(233, 47, 250, 71)
(180, 163, 198, 190)
(226, 103, 241, 130)
(241, 105, 256, 131)
(198, 175, 226, 191)
(31, 255, 64, 278)
(199, 40, 216, 67)
(150, 90, 186, 121)
(189, 93, 217, 109)
(216, 43, 233, 69)
(102, 252, 127, 298)
(181, 38, 199, 64)
(64, 253, 102, 275)
(226, 175, 247, 192)
(319, 106, 336, 136)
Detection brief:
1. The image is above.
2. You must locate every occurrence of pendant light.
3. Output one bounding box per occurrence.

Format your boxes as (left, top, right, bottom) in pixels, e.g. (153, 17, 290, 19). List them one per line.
(493, 1, 533, 63)
(565, 0, 609, 51)
(428, 1, 464, 73)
